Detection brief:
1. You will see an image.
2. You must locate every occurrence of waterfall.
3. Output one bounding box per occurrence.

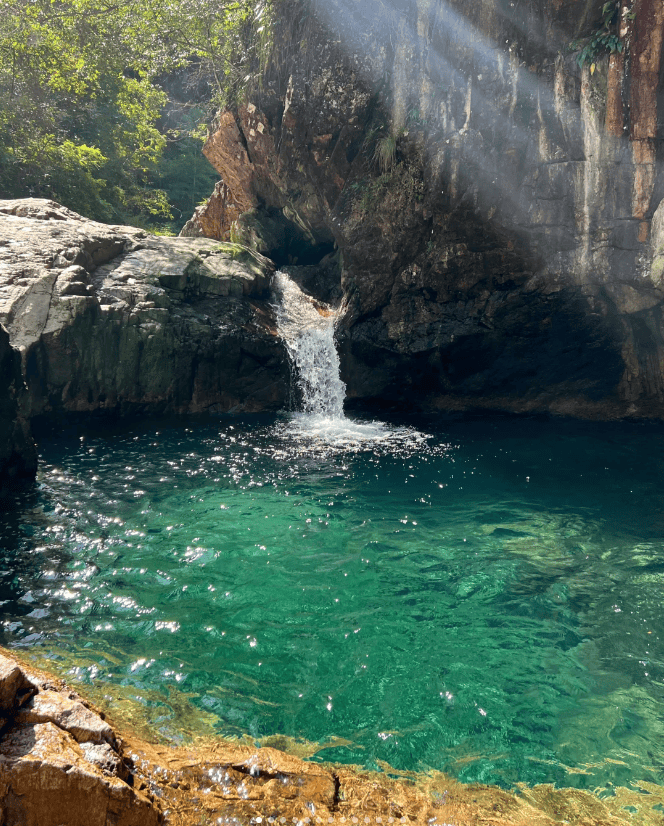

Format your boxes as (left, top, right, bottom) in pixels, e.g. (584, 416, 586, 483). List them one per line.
(272, 271, 346, 419)
(272, 270, 429, 452)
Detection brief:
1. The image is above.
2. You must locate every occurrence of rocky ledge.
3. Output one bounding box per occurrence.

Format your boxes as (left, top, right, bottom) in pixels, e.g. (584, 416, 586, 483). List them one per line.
(0, 199, 289, 431)
(0, 651, 158, 826)
(0, 649, 658, 826)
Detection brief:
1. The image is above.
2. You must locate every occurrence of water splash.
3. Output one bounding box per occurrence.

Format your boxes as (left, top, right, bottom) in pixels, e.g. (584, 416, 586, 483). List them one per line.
(272, 271, 430, 452)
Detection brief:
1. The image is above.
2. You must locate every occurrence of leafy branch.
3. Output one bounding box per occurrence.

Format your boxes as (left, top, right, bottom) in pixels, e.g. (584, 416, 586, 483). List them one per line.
(0, 0, 268, 229)
(570, 1, 625, 73)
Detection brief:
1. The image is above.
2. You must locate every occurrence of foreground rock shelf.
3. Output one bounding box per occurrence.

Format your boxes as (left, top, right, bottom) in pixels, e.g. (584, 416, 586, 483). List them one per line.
(0, 649, 661, 826)
(0, 651, 158, 826)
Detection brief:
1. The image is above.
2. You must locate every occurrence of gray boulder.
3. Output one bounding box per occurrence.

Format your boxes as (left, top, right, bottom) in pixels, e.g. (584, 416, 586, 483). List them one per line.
(0, 199, 289, 423)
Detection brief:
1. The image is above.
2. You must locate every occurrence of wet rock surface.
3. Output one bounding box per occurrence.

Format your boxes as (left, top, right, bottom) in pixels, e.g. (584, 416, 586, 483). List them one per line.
(0, 199, 289, 424)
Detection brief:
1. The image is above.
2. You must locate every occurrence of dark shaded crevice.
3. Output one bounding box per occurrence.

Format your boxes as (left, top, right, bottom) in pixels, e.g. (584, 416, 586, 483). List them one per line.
(281, 239, 335, 268)
(332, 772, 341, 810)
(232, 111, 253, 164)
(242, 205, 336, 268)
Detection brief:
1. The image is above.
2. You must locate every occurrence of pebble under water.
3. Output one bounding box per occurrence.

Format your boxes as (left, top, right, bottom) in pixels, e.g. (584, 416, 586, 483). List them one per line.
(3, 411, 664, 794)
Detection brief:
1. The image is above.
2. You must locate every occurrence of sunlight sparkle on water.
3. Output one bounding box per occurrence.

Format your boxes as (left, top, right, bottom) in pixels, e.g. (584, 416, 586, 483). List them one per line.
(4, 414, 664, 792)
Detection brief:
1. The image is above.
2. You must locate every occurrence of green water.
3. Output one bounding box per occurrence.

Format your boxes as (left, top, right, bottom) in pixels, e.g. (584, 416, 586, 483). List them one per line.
(3, 411, 664, 791)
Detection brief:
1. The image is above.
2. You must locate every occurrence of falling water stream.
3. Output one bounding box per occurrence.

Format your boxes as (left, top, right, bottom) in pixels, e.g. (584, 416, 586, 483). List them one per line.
(270, 271, 427, 450)
(272, 271, 346, 419)
(3, 271, 664, 801)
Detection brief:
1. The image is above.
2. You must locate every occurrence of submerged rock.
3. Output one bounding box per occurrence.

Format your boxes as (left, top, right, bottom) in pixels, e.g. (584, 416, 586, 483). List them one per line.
(0, 648, 659, 826)
(0, 199, 289, 423)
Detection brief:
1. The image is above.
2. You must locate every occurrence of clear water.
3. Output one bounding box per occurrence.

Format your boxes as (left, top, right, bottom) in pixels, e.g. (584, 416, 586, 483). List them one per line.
(3, 412, 664, 793)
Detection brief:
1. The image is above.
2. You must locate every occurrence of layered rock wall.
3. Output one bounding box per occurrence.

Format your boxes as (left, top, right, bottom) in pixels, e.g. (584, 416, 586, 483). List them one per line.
(188, 0, 664, 418)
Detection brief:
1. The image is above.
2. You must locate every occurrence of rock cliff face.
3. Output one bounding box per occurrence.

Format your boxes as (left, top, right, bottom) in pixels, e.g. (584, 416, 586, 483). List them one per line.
(187, 0, 664, 418)
(0, 199, 289, 429)
(0, 325, 36, 492)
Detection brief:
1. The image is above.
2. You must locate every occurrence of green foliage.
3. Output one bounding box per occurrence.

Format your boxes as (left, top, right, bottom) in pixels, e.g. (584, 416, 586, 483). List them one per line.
(364, 107, 428, 178)
(363, 116, 400, 175)
(41, 139, 109, 219)
(0, 0, 268, 226)
(153, 133, 219, 232)
(570, 1, 624, 72)
(374, 134, 397, 174)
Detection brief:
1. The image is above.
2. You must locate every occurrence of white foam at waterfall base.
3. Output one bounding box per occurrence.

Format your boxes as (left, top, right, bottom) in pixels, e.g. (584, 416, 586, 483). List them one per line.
(272, 271, 433, 454)
(275, 412, 435, 457)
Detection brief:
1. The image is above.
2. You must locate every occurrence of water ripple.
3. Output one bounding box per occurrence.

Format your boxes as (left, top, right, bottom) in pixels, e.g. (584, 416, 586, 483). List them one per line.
(2, 416, 664, 791)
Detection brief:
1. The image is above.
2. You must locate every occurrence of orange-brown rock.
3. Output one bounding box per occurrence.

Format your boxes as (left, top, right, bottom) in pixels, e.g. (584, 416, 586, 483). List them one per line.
(179, 180, 249, 240)
(181, 109, 271, 241)
(124, 736, 661, 826)
(3, 649, 664, 826)
(0, 722, 158, 826)
(15, 690, 116, 747)
(203, 111, 258, 208)
(237, 103, 282, 189)
(628, 0, 664, 221)
(183, 67, 366, 248)
(0, 651, 160, 826)
(629, 0, 664, 143)
(605, 51, 626, 137)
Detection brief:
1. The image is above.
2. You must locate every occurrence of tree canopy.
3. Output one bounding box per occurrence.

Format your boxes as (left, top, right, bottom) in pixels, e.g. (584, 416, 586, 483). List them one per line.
(0, 0, 266, 228)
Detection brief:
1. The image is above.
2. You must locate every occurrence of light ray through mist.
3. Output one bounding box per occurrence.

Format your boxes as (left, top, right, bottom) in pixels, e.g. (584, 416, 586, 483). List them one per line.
(306, 0, 644, 263)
